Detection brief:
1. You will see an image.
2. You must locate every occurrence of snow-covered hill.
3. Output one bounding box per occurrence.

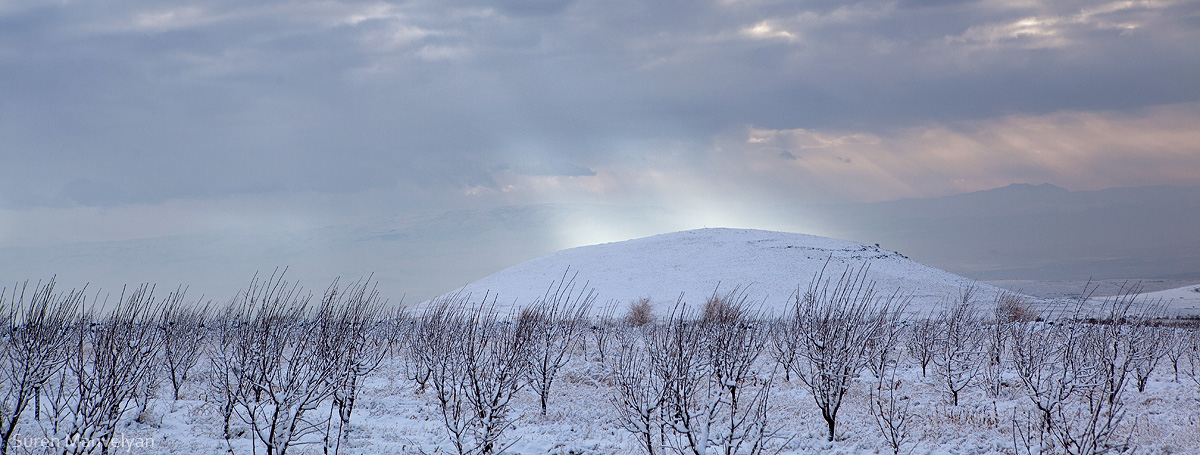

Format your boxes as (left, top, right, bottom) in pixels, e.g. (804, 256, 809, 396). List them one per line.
(426, 228, 1017, 316)
(1134, 282, 1200, 316)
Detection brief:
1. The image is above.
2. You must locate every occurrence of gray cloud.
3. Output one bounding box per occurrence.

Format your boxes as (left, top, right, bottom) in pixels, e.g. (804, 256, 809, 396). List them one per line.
(1, 0, 1198, 300)
(1, 0, 1197, 212)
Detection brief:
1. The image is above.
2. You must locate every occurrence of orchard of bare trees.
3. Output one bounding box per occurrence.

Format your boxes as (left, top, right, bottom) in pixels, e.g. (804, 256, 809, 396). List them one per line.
(2, 273, 385, 455)
(3, 270, 1199, 455)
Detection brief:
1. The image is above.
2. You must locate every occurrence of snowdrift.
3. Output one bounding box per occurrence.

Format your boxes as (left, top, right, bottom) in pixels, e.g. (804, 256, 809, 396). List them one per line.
(423, 228, 1016, 316)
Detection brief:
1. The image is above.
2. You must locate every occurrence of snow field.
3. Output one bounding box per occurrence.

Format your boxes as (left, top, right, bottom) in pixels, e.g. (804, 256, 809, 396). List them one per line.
(7, 228, 1200, 454)
(8, 320, 1198, 455)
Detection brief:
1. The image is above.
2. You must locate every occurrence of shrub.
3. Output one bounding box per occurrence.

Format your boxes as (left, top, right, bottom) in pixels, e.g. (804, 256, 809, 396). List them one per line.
(701, 288, 746, 324)
(626, 297, 654, 327)
(996, 293, 1036, 323)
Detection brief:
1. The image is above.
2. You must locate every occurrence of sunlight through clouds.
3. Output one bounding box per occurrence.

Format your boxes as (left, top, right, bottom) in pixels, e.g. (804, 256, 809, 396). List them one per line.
(463, 100, 1200, 209)
(741, 20, 798, 42)
(1, 0, 1197, 297)
(732, 102, 1200, 201)
(949, 0, 1177, 49)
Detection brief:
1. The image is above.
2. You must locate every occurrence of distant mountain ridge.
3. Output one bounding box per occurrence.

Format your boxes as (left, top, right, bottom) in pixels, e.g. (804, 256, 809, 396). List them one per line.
(814, 184, 1200, 281)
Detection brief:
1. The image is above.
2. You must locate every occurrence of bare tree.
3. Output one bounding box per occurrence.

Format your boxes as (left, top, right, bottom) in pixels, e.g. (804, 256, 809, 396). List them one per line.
(788, 265, 896, 442)
(767, 319, 796, 382)
(932, 289, 985, 406)
(208, 302, 248, 450)
(320, 278, 388, 455)
(865, 305, 906, 386)
(60, 285, 165, 455)
(1162, 328, 1187, 382)
(379, 304, 410, 357)
(402, 300, 447, 394)
(1183, 328, 1200, 390)
(423, 295, 534, 455)
(1131, 324, 1166, 393)
(221, 272, 348, 455)
(463, 306, 535, 455)
(419, 298, 473, 454)
(982, 294, 1019, 398)
(1, 279, 84, 455)
(589, 303, 617, 363)
(1052, 290, 1150, 455)
(701, 291, 781, 455)
(523, 272, 595, 416)
(648, 302, 710, 455)
(1011, 408, 1054, 455)
(864, 302, 912, 454)
(1010, 285, 1153, 455)
(1010, 317, 1074, 436)
(159, 288, 210, 401)
(637, 291, 784, 455)
(608, 330, 665, 455)
(905, 317, 938, 378)
(868, 365, 911, 455)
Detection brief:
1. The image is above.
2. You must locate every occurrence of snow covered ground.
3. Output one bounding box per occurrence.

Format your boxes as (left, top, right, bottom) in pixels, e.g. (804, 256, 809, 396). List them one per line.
(7, 228, 1199, 455)
(1137, 283, 1200, 316)
(985, 280, 1199, 301)
(424, 228, 1021, 317)
(9, 334, 1199, 455)
(985, 281, 1200, 318)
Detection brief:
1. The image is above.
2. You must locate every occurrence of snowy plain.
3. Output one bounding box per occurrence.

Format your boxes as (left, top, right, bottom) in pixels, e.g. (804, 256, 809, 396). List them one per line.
(5, 228, 1200, 455)
(36, 347, 1194, 455)
(9, 326, 1199, 455)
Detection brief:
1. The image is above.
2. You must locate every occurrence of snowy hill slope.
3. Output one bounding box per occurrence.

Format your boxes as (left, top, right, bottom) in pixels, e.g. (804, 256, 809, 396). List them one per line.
(1134, 282, 1200, 316)
(426, 228, 1018, 316)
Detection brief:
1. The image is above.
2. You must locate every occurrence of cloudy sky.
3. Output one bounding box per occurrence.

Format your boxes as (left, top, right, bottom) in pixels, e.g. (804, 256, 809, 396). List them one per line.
(2, 0, 1199, 297)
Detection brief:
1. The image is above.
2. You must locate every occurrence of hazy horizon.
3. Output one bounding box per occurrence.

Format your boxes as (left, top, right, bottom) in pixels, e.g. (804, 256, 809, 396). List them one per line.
(3, 181, 1198, 304)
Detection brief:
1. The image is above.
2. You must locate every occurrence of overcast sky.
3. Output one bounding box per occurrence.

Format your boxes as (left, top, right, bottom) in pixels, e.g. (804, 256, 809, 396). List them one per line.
(2, 0, 1199, 287)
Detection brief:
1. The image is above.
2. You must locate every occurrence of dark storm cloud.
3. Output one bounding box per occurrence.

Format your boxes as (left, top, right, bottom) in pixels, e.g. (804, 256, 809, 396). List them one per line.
(1, 0, 1197, 209)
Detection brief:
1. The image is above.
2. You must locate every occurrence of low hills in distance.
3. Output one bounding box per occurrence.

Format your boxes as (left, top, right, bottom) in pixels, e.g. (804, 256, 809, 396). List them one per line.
(812, 183, 1200, 282)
